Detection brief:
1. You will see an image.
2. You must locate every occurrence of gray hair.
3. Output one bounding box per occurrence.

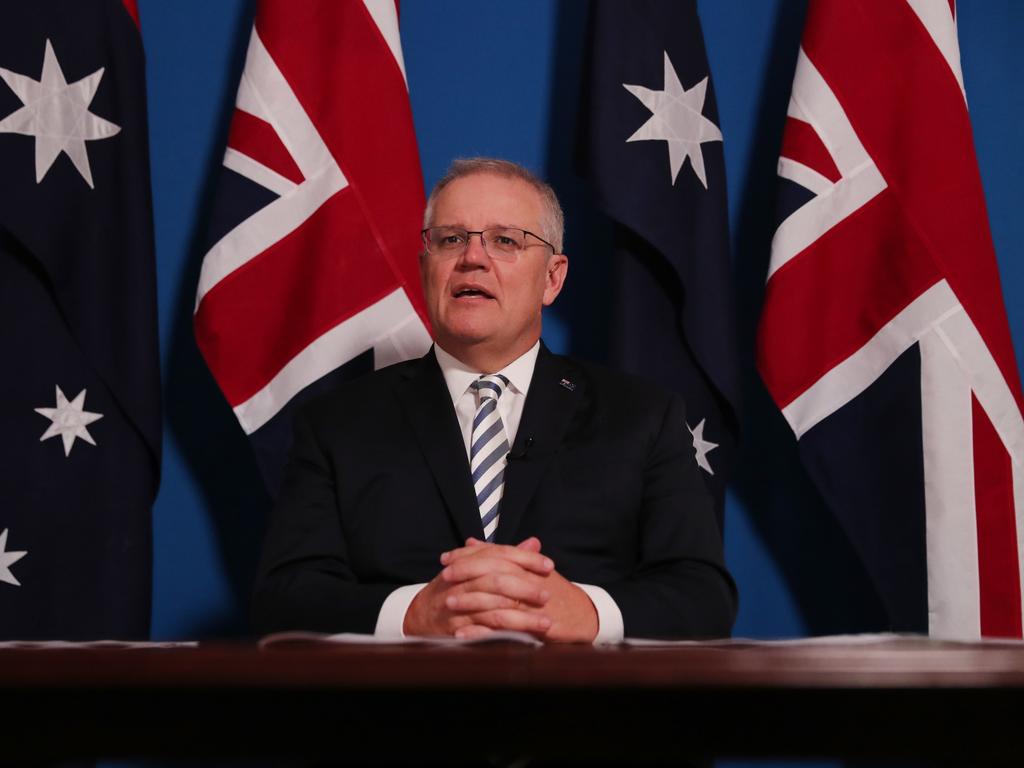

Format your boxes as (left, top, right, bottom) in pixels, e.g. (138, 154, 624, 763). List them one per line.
(423, 157, 565, 253)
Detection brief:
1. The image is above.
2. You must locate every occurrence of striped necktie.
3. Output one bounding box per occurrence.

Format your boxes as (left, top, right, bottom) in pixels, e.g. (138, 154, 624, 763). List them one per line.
(470, 374, 510, 542)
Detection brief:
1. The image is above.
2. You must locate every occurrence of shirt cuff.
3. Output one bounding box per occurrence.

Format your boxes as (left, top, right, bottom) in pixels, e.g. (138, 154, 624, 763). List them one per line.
(574, 583, 624, 644)
(374, 583, 427, 639)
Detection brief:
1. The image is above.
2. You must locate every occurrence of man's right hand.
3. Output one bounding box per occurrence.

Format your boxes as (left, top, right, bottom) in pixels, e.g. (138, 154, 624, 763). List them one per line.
(402, 537, 554, 637)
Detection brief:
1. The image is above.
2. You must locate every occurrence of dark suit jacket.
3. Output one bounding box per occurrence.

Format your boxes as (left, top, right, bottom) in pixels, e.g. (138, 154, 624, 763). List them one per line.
(253, 345, 737, 639)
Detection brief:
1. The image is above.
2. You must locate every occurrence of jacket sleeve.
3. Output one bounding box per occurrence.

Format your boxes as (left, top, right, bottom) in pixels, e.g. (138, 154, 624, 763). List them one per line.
(601, 393, 738, 639)
(252, 406, 400, 635)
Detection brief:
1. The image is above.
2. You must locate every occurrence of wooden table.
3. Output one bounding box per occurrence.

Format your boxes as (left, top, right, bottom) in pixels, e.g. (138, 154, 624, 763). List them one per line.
(3, 637, 1024, 763)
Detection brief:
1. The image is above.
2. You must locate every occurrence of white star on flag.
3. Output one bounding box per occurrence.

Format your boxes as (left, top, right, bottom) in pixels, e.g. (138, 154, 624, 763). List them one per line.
(0, 39, 120, 188)
(35, 385, 104, 456)
(623, 51, 722, 188)
(688, 418, 718, 475)
(0, 529, 27, 587)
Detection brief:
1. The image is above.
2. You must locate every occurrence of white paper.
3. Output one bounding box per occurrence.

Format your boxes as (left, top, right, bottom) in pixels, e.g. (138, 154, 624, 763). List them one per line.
(258, 630, 543, 648)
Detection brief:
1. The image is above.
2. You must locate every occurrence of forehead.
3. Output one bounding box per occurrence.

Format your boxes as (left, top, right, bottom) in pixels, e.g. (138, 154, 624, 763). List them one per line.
(431, 172, 544, 228)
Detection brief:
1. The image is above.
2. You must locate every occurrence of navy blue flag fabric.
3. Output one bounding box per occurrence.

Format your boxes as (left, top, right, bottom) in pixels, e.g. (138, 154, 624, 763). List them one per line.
(0, 0, 159, 639)
(582, 0, 740, 527)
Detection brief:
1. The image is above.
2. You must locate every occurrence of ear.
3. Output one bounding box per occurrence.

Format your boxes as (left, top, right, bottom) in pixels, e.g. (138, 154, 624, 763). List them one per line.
(418, 249, 429, 283)
(542, 253, 568, 306)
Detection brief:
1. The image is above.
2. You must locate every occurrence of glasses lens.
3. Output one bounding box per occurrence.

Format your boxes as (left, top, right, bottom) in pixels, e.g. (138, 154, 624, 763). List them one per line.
(427, 227, 468, 254)
(483, 228, 525, 261)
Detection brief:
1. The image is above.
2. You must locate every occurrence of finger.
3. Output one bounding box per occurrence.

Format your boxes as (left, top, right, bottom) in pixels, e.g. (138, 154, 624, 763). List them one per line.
(446, 613, 475, 632)
(454, 624, 495, 641)
(439, 537, 487, 565)
(446, 591, 547, 613)
(443, 540, 497, 563)
(441, 555, 535, 583)
(466, 609, 552, 634)
(442, 546, 554, 576)
(458, 572, 550, 606)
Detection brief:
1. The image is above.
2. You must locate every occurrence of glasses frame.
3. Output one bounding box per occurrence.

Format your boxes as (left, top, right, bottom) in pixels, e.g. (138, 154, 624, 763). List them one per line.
(421, 226, 557, 262)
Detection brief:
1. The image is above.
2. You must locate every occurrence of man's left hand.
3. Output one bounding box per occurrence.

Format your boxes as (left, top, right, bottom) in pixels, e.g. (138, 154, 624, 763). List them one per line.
(441, 537, 599, 643)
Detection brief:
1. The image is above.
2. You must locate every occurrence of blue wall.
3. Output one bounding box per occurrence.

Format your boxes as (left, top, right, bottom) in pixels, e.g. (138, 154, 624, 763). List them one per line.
(138, 0, 1024, 642)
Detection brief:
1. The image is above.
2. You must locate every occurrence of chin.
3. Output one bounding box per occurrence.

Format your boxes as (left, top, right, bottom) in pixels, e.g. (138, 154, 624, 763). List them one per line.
(440, 330, 493, 349)
(436, 316, 495, 345)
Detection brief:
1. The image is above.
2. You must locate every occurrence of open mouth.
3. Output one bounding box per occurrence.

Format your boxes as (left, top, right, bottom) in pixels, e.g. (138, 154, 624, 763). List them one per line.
(453, 287, 494, 299)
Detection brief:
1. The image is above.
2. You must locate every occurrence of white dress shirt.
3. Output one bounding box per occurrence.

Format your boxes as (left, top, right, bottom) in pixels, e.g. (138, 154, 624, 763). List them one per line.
(374, 342, 624, 643)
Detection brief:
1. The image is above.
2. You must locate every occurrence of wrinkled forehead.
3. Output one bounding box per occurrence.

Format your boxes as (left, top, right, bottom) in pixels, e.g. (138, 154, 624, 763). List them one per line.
(429, 172, 545, 229)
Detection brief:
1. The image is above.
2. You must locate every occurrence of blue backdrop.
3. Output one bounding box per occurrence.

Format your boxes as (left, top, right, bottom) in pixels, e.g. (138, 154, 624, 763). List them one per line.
(137, 0, 1024, 643)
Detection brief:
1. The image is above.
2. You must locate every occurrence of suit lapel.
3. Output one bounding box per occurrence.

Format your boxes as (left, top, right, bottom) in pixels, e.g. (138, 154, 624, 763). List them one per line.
(495, 345, 581, 545)
(396, 349, 483, 542)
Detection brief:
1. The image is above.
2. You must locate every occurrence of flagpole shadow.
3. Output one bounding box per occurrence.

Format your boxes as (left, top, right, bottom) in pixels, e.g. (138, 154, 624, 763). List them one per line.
(729, 0, 887, 635)
(160, 0, 266, 640)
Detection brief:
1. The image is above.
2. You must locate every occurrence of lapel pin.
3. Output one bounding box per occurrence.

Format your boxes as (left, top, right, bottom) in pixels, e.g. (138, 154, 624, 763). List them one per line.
(559, 378, 576, 392)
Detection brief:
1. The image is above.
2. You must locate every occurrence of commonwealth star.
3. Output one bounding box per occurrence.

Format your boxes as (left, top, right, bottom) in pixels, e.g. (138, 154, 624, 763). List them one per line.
(624, 52, 722, 188)
(0, 39, 120, 188)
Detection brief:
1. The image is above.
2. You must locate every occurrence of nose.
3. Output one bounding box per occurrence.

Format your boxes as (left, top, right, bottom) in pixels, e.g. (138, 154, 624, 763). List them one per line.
(458, 232, 490, 267)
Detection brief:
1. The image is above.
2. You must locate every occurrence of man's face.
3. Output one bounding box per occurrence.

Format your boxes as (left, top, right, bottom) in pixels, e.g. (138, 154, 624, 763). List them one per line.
(420, 172, 568, 368)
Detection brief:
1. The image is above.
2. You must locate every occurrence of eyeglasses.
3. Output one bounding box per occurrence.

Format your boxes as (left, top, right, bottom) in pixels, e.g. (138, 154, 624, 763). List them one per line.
(421, 226, 556, 262)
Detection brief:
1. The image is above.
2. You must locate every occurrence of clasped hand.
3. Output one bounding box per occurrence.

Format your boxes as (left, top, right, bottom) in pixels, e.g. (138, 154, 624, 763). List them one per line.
(403, 537, 598, 642)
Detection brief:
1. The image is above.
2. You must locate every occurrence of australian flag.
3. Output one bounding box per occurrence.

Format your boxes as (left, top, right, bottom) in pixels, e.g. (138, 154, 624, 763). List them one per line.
(0, 0, 160, 639)
(757, 0, 1024, 638)
(194, 1, 431, 497)
(582, 0, 740, 528)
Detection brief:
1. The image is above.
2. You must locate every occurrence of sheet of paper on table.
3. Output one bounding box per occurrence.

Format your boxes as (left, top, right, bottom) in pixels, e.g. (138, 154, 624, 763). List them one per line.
(258, 630, 543, 648)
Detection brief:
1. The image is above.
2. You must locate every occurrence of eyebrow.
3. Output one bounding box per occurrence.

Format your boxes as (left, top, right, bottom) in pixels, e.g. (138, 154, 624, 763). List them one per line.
(433, 223, 524, 231)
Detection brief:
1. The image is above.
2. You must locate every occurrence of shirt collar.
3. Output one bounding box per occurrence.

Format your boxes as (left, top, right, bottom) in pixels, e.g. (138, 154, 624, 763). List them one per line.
(434, 341, 540, 405)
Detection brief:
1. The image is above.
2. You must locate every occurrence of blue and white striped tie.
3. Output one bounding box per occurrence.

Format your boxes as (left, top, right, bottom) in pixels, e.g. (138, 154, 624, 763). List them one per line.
(470, 374, 510, 542)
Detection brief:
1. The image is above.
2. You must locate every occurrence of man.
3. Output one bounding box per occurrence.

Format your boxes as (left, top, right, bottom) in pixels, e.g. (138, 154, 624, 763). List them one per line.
(253, 158, 736, 642)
